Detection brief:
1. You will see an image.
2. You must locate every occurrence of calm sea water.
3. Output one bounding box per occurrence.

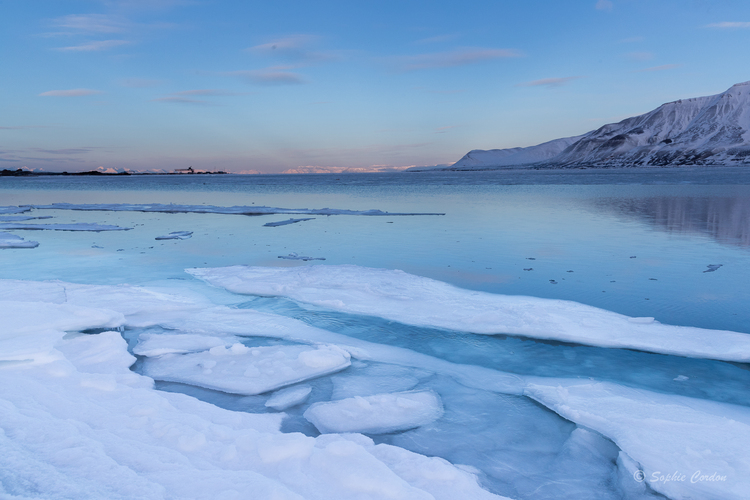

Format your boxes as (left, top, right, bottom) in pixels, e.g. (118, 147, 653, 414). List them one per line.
(2, 167, 749, 333)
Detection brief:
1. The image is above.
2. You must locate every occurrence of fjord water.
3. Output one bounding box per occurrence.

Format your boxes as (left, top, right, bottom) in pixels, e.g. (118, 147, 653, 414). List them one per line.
(2, 168, 750, 499)
(2, 167, 749, 333)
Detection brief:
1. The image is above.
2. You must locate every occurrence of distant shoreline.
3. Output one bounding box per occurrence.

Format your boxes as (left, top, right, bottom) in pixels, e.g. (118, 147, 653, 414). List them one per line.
(0, 169, 228, 177)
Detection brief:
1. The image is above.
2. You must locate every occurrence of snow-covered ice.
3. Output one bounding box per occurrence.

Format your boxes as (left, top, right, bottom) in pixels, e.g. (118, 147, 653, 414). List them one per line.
(141, 344, 352, 396)
(188, 264, 750, 362)
(304, 390, 444, 434)
(264, 217, 315, 227)
(265, 385, 313, 410)
(0, 231, 39, 249)
(134, 333, 227, 356)
(155, 230, 193, 240)
(29, 202, 445, 216)
(0, 222, 132, 231)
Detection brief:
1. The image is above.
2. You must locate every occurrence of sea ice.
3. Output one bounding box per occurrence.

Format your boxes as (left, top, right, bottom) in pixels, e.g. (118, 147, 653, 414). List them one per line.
(134, 333, 228, 357)
(264, 218, 315, 227)
(188, 265, 750, 362)
(304, 390, 444, 434)
(278, 252, 325, 261)
(155, 231, 193, 240)
(704, 264, 723, 272)
(0, 206, 31, 214)
(265, 385, 313, 410)
(0, 215, 52, 221)
(0, 222, 132, 231)
(525, 378, 750, 500)
(0, 231, 39, 249)
(141, 344, 351, 396)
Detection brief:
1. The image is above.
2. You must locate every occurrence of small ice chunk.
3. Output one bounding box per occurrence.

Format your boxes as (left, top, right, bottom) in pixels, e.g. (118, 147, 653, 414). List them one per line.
(673, 375, 689, 381)
(134, 333, 227, 357)
(265, 385, 312, 410)
(704, 264, 723, 273)
(264, 218, 315, 227)
(278, 252, 325, 261)
(155, 231, 193, 240)
(0, 232, 39, 249)
(304, 390, 443, 434)
(141, 344, 350, 395)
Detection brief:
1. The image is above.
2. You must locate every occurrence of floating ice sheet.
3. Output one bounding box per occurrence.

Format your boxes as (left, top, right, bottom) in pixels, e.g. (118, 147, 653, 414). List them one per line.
(265, 385, 313, 410)
(141, 343, 352, 396)
(264, 218, 315, 227)
(134, 333, 228, 357)
(304, 390, 444, 434)
(0, 231, 39, 249)
(525, 378, 750, 500)
(278, 252, 325, 261)
(0, 215, 52, 221)
(188, 265, 750, 362)
(32, 202, 445, 216)
(0, 222, 132, 231)
(155, 231, 193, 240)
(0, 206, 31, 214)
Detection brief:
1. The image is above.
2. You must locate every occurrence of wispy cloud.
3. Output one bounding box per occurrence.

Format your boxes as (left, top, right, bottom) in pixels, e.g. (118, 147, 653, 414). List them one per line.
(56, 39, 131, 51)
(392, 47, 522, 72)
(625, 51, 654, 61)
(30, 147, 99, 155)
(171, 89, 246, 96)
(247, 35, 338, 64)
(705, 22, 750, 29)
(634, 64, 681, 73)
(227, 68, 307, 85)
(120, 78, 164, 88)
(39, 89, 104, 97)
(435, 126, 456, 134)
(49, 14, 129, 35)
(516, 76, 583, 88)
(596, 0, 614, 11)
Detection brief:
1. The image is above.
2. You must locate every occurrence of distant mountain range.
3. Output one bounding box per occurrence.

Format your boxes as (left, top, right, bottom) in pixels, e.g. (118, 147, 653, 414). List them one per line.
(417, 81, 750, 170)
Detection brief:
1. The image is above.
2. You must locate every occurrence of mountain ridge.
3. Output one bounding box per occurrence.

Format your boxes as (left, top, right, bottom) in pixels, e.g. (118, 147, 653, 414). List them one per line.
(418, 81, 750, 171)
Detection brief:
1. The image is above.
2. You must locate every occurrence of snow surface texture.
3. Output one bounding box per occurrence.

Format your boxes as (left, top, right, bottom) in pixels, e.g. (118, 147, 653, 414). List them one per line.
(0, 278, 506, 500)
(264, 218, 315, 227)
(0, 231, 39, 249)
(443, 81, 750, 169)
(30, 202, 445, 216)
(141, 343, 352, 396)
(0, 222, 132, 231)
(188, 265, 750, 362)
(304, 390, 444, 434)
(155, 231, 193, 240)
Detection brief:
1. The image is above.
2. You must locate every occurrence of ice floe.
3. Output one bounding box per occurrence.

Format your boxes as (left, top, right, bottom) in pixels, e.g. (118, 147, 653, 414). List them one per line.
(155, 230, 193, 240)
(304, 390, 444, 434)
(30, 202, 445, 216)
(134, 333, 227, 356)
(0, 206, 31, 214)
(525, 378, 750, 500)
(704, 264, 723, 273)
(188, 265, 750, 362)
(0, 215, 52, 221)
(141, 344, 351, 396)
(265, 385, 313, 410)
(0, 279, 507, 500)
(0, 222, 132, 231)
(0, 231, 39, 249)
(264, 217, 315, 227)
(278, 252, 325, 261)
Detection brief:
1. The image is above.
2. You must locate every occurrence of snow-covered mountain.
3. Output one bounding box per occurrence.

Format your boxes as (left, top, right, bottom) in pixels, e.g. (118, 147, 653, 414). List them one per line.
(440, 81, 750, 170)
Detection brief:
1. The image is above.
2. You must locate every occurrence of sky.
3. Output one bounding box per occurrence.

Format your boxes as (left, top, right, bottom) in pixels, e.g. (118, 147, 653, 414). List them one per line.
(2, 0, 750, 174)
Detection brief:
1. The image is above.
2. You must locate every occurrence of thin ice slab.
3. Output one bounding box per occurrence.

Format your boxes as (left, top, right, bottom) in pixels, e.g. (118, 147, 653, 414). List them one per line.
(155, 231, 193, 240)
(304, 390, 443, 434)
(0, 223, 132, 231)
(0, 232, 39, 249)
(141, 343, 351, 396)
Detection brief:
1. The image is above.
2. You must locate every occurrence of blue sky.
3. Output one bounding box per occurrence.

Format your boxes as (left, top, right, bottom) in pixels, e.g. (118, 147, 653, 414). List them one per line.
(2, 0, 750, 173)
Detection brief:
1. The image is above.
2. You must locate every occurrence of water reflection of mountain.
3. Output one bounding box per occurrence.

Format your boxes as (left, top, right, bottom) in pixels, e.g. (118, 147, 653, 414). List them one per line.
(595, 196, 750, 248)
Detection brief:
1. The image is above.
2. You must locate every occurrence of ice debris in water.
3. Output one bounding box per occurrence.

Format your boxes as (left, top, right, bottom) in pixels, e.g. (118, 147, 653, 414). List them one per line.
(155, 231, 193, 240)
(188, 264, 750, 362)
(278, 252, 325, 261)
(141, 343, 351, 396)
(265, 385, 313, 410)
(0, 231, 39, 249)
(304, 390, 444, 434)
(0, 206, 31, 214)
(0, 222, 132, 231)
(704, 264, 723, 273)
(264, 218, 315, 227)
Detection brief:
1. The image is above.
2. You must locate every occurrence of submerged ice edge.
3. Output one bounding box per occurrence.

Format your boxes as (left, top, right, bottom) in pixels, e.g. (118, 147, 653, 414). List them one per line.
(188, 264, 750, 363)
(29, 203, 446, 216)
